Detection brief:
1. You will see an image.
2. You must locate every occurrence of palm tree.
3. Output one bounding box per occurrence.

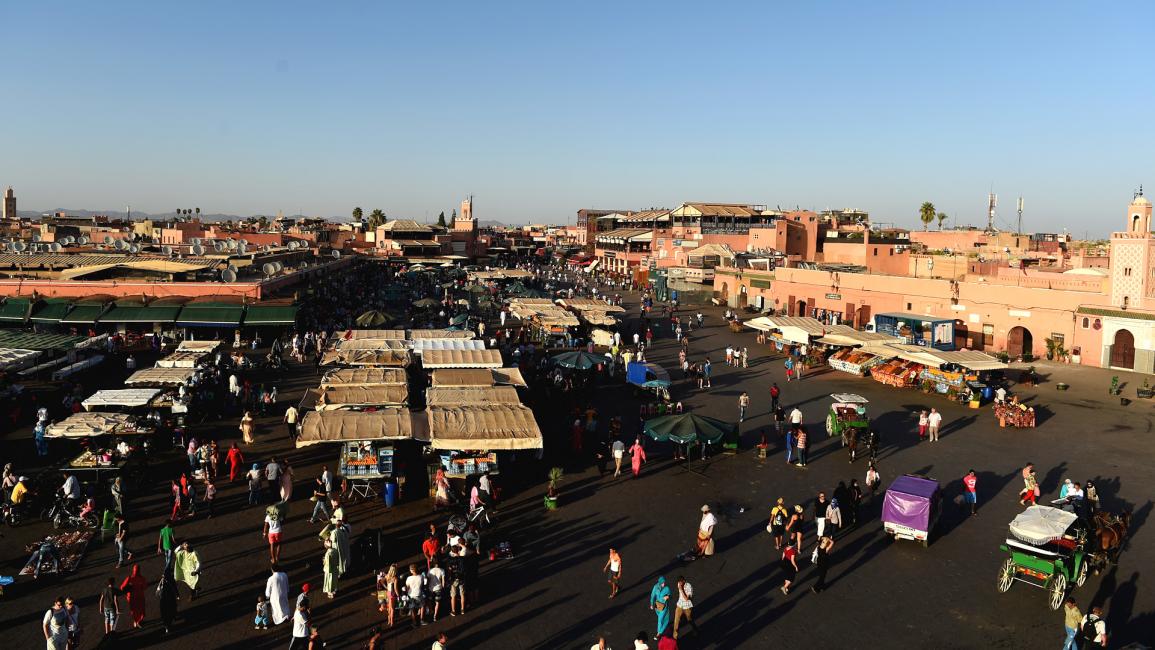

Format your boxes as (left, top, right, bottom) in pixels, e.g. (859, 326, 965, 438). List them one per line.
(919, 202, 936, 231)
(937, 211, 948, 230)
(352, 207, 363, 222)
(368, 209, 387, 229)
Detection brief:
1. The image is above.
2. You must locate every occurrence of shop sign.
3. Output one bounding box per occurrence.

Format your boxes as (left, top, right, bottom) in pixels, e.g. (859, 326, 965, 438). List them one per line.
(825, 293, 841, 300)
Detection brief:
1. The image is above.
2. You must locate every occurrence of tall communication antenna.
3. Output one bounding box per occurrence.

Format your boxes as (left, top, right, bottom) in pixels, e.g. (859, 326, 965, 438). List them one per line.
(987, 192, 998, 232)
(1016, 197, 1024, 235)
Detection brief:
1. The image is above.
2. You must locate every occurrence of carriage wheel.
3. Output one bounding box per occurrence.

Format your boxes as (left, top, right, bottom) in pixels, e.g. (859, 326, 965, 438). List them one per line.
(1075, 559, 1088, 587)
(996, 558, 1014, 592)
(1048, 573, 1067, 610)
(825, 415, 834, 437)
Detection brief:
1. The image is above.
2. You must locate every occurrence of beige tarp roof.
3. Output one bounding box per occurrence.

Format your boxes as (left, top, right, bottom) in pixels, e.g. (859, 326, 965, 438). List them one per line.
(409, 339, 487, 353)
(556, 298, 626, 313)
(316, 385, 409, 409)
(344, 329, 406, 340)
(156, 351, 210, 368)
(176, 340, 222, 352)
(320, 349, 411, 367)
(124, 367, 196, 386)
(426, 386, 521, 406)
(296, 410, 425, 447)
(579, 311, 618, 327)
(467, 269, 533, 280)
(82, 388, 162, 409)
(422, 404, 543, 450)
(430, 367, 528, 387)
(409, 329, 476, 340)
(321, 368, 408, 387)
(45, 412, 150, 438)
(334, 339, 410, 351)
(421, 349, 504, 369)
(813, 325, 902, 347)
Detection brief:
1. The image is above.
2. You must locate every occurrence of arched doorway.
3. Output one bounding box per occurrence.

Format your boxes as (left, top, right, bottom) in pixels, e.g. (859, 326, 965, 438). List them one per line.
(1007, 326, 1033, 358)
(796, 300, 807, 317)
(719, 282, 729, 302)
(1111, 329, 1136, 369)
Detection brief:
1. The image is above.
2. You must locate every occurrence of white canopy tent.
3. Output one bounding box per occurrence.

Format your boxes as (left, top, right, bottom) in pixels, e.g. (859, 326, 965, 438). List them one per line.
(125, 367, 197, 387)
(82, 388, 162, 410)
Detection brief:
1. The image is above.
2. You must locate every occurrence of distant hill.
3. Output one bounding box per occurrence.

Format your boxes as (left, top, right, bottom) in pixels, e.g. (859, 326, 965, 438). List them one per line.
(477, 219, 506, 228)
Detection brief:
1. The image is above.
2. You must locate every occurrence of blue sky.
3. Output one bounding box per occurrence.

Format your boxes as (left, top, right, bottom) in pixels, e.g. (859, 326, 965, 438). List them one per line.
(2, 1, 1151, 232)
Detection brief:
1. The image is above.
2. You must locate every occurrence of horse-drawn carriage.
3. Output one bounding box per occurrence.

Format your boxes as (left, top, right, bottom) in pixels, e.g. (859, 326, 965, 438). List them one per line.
(996, 505, 1130, 610)
(825, 394, 870, 461)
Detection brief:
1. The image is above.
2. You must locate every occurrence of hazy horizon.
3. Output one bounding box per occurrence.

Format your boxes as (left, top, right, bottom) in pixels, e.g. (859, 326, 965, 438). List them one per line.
(3, 2, 1151, 235)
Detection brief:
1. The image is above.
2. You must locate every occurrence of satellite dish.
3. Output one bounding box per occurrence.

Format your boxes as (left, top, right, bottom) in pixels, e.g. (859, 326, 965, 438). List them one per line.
(191, 244, 205, 256)
(14, 241, 26, 252)
(237, 243, 247, 255)
(227, 263, 239, 275)
(104, 236, 114, 244)
(32, 234, 41, 243)
(332, 250, 341, 259)
(51, 243, 62, 252)
(162, 245, 173, 256)
(78, 237, 89, 245)
(239, 239, 248, 247)
(288, 241, 299, 250)
(272, 261, 283, 273)
(262, 263, 276, 276)
(226, 240, 238, 251)
(191, 238, 201, 246)
(214, 241, 225, 252)
(114, 239, 126, 251)
(263, 244, 271, 252)
(129, 244, 140, 254)
(221, 268, 237, 283)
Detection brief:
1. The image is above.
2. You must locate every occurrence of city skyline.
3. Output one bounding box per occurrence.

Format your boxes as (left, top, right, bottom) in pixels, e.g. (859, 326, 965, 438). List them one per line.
(3, 2, 1152, 232)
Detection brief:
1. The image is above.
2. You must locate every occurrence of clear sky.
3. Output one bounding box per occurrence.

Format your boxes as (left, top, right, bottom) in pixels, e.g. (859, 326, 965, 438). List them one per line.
(2, 1, 1151, 233)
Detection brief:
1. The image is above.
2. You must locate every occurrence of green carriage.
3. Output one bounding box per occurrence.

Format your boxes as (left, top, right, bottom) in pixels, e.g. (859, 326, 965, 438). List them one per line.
(996, 506, 1090, 610)
(825, 393, 869, 440)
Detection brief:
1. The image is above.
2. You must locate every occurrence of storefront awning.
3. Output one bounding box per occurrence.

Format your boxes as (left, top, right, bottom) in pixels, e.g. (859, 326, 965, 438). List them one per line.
(28, 300, 73, 324)
(244, 304, 298, 325)
(421, 404, 543, 450)
(99, 304, 182, 324)
(0, 298, 32, 322)
(176, 304, 244, 327)
(295, 410, 425, 447)
(61, 304, 108, 325)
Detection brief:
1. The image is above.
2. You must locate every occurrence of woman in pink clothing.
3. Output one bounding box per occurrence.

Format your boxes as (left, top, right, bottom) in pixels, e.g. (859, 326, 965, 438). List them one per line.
(629, 438, 647, 478)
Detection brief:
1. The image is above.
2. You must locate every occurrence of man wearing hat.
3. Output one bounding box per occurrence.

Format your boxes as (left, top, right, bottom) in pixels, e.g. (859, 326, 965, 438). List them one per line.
(694, 505, 716, 557)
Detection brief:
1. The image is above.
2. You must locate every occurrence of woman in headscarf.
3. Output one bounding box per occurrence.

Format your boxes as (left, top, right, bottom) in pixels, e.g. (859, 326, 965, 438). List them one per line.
(119, 565, 147, 628)
(629, 438, 647, 478)
(157, 565, 179, 635)
(280, 460, 294, 502)
(265, 563, 291, 625)
(226, 443, 244, 483)
(322, 539, 340, 598)
(649, 576, 671, 640)
(173, 541, 201, 600)
(240, 411, 255, 444)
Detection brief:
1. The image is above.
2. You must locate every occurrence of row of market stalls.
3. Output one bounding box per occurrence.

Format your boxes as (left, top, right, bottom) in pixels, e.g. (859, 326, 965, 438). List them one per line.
(746, 315, 1018, 417)
(297, 327, 542, 499)
(0, 331, 109, 380)
(0, 296, 297, 329)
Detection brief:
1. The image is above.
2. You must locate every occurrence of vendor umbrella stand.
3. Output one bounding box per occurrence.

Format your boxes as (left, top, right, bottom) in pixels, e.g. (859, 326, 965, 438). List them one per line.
(355, 310, 394, 327)
(550, 350, 606, 371)
(643, 413, 735, 474)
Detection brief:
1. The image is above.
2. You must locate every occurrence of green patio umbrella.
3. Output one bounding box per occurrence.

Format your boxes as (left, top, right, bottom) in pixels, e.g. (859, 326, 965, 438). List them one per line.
(551, 350, 606, 370)
(413, 298, 440, 308)
(643, 414, 734, 445)
(355, 310, 393, 327)
(450, 313, 469, 326)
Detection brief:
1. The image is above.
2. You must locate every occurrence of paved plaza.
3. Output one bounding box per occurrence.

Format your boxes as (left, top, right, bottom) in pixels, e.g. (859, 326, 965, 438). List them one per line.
(3, 296, 1153, 650)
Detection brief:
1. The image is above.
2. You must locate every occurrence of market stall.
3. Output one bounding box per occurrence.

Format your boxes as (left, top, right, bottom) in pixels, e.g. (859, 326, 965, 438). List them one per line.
(995, 400, 1036, 428)
(423, 404, 543, 450)
(20, 530, 95, 577)
(81, 388, 162, 411)
(420, 349, 504, 369)
(124, 367, 197, 387)
(332, 338, 410, 352)
(425, 386, 521, 407)
(343, 329, 407, 340)
(408, 339, 487, 355)
(315, 385, 409, 410)
(319, 349, 411, 367)
(827, 347, 889, 376)
(45, 412, 153, 438)
(409, 329, 476, 340)
(870, 358, 925, 388)
(155, 351, 210, 369)
(320, 367, 408, 387)
(296, 409, 424, 498)
(429, 367, 528, 387)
